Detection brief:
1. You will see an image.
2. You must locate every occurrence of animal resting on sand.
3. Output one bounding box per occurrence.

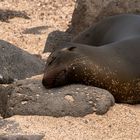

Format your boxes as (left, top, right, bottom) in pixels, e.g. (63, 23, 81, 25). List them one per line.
(42, 14, 140, 104)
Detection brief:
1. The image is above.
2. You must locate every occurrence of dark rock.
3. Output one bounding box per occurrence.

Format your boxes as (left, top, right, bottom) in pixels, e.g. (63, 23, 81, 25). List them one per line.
(0, 76, 14, 84)
(1, 75, 114, 118)
(69, 0, 140, 35)
(0, 85, 13, 117)
(0, 40, 45, 84)
(43, 30, 72, 53)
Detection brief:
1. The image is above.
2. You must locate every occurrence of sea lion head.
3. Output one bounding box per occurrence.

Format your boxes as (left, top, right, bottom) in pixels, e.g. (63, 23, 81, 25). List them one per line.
(42, 45, 86, 88)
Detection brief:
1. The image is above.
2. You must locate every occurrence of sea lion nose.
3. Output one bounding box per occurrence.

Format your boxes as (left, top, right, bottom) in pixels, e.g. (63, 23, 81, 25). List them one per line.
(42, 67, 67, 89)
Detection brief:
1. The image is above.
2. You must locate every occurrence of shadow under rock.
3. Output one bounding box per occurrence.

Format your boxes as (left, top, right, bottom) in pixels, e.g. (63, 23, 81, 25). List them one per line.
(0, 9, 30, 22)
(0, 135, 44, 140)
(23, 25, 50, 35)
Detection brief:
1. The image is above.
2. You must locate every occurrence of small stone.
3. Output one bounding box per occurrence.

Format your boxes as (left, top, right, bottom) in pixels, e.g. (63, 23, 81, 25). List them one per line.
(21, 101, 28, 105)
(64, 95, 74, 102)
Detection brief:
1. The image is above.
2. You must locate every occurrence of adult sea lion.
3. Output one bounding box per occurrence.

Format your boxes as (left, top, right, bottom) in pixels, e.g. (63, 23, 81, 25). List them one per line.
(72, 14, 140, 46)
(47, 14, 140, 52)
(42, 37, 140, 104)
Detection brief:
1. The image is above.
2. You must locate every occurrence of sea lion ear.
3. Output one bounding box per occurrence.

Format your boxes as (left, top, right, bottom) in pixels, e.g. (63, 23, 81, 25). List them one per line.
(61, 46, 76, 52)
(67, 46, 76, 51)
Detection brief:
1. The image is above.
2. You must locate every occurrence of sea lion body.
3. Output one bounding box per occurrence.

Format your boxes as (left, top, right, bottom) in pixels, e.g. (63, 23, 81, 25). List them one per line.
(42, 37, 140, 104)
(72, 14, 140, 46)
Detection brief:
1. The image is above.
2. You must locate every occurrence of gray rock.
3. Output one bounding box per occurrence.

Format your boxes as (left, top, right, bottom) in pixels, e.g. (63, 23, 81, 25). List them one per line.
(0, 135, 44, 140)
(0, 75, 114, 118)
(69, 0, 140, 35)
(43, 30, 72, 53)
(0, 85, 13, 117)
(0, 40, 45, 84)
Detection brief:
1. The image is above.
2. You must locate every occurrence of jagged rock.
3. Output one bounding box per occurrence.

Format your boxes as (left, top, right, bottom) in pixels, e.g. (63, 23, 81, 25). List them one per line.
(44, 0, 140, 52)
(0, 40, 45, 84)
(0, 75, 114, 118)
(43, 30, 72, 52)
(70, 0, 140, 35)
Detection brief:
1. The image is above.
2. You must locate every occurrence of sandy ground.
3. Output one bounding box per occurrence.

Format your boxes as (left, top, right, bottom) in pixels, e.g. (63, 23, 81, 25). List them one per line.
(0, 0, 75, 54)
(0, 104, 140, 140)
(0, 0, 140, 140)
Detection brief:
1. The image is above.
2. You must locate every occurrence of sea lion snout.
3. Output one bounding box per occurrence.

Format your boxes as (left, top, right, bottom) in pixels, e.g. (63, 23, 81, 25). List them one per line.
(42, 45, 79, 88)
(42, 65, 68, 88)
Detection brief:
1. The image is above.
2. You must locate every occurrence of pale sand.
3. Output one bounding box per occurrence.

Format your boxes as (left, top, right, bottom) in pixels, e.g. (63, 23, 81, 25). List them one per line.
(0, 104, 140, 140)
(0, 1, 140, 140)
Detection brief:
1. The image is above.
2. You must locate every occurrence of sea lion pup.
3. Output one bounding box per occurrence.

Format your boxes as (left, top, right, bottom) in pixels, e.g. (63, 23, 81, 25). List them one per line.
(72, 14, 140, 46)
(42, 37, 140, 104)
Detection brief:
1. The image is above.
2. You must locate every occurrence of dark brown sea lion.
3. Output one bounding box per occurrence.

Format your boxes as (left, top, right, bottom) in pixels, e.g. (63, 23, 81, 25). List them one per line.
(72, 14, 140, 46)
(42, 37, 140, 104)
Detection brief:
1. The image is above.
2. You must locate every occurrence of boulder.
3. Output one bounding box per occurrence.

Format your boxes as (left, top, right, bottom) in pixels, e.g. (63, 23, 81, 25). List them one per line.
(43, 30, 72, 52)
(70, 0, 140, 35)
(0, 75, 114, 118)
(0, 40, 45, 84)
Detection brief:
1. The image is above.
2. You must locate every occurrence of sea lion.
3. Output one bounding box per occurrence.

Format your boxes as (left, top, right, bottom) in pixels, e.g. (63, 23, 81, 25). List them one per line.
(44, 14, 140, 52)
(42, 37, 140, 104)
(72, 14, 140, 46)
